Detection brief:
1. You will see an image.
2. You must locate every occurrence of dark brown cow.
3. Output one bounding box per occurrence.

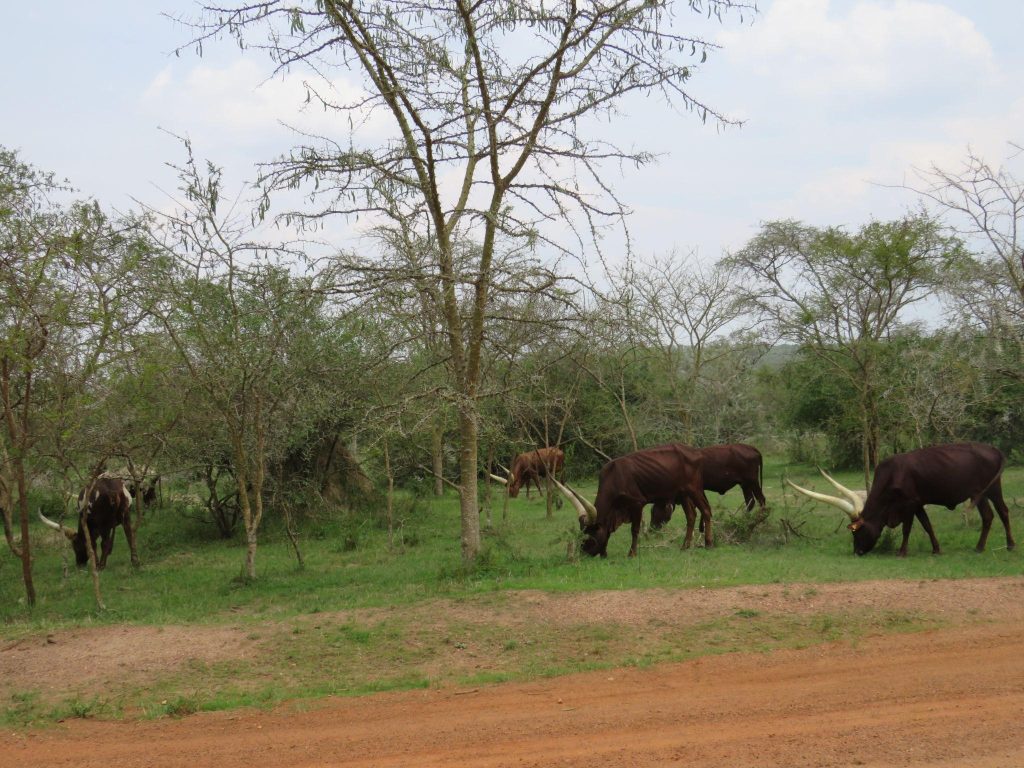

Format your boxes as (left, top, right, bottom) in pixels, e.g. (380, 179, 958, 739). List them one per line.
(650, 443, 765, 537)
(39, 476, 137, 569)
(842, 442, 1015, 557)
(508, 447, 564, 498)
(555, 443, 712, 557)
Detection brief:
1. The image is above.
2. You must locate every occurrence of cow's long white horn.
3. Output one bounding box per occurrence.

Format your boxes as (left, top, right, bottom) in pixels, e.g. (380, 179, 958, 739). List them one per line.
(785, 480, 858, 520)
(550, 476, 594, 524)
(567, 484, 598, 522)
(38, 509, 76, 539)
(817, 468, 865, 515)
(489, 473, 507, 485)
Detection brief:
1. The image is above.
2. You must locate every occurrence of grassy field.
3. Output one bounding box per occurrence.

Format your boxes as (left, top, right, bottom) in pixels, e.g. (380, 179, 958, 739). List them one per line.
(1, 457, 1021, 725)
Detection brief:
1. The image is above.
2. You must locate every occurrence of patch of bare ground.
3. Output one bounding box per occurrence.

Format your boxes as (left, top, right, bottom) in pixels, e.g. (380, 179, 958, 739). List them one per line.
(6, 618, 1024, 767)
(0, 625, 257, 703)
(3, 577, 1023, 718)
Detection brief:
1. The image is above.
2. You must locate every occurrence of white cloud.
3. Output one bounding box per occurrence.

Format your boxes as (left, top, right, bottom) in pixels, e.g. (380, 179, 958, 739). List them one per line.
(141, 57, 391, 146)
(721, 0, 996, 108)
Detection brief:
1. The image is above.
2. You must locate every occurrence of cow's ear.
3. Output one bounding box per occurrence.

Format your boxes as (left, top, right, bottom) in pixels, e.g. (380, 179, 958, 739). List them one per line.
(848, 519, 863, 532)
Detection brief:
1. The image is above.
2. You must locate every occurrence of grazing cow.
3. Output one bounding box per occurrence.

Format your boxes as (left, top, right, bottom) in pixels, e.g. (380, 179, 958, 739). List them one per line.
(553, 443, 712, 557)
(650, 443, 765, 532)
(820, 442, 1015, 557)
(507, 447, 565, 499)
(39, 476, 137, 569)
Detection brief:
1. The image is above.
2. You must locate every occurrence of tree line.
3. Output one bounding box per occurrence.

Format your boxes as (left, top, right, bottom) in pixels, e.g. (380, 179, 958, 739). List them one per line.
(3, 2, 1023, 605)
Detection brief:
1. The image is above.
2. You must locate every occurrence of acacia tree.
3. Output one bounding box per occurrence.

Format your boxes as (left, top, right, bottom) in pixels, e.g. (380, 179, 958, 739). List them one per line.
(144, 143, 345, 580)
(908, 147, 1024, 376)
(0, 149, 144, 605)
(625, 251, 755, 442)
(728, 216, 965, 487)
(181, 0, 752, 563)
(910, 147, 1024, 310)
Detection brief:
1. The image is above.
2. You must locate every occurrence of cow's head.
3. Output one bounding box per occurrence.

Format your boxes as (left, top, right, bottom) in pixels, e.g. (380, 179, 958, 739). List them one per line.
(38, 510, 90, 566)
(787, 469, 871, 557)
(507, 472, 522, 498)
(849, 516, 881, 556)
(580, 523, 609, 557)
(649, 502, 673, 530)
(549, 476, 600, 552)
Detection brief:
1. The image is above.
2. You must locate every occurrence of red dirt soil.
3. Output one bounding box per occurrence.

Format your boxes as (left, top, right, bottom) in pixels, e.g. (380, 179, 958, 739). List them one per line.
(6, 620, 1024, 768)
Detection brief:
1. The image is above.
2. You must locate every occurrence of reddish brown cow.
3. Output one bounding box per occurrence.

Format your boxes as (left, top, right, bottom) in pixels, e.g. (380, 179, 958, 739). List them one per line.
(508, 447, 564, 498)
(555, 443, 712, 557)
(650, 443, 765, 537)
(844, 442, 1015, 556)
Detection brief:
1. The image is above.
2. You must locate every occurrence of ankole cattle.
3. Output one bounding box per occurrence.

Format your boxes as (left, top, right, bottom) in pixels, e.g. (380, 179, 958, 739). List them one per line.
(552, 443, 712, 557)
(791, 443, 1014, 557)
(506, 447, 564, 499)
(39, 476, 137, 569)
(650, 443, 765, 532)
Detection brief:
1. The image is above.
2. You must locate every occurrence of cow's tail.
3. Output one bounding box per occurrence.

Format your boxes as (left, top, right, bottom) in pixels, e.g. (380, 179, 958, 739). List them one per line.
(971, 447, 1006, 508)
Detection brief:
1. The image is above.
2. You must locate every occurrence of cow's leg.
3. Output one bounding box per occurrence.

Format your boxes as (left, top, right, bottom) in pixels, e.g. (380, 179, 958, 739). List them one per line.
(628, 507, 643, 557)
(681, 500, 697, 549)
(974, 497, 995, 553)
(915, 507, 941, 555)
(697, 491, 714, 548)
(897, 515, 914, 557)
(123, 516, 140, 568)
(98, 528, 115, 570)
(752, 482, 767, 510)
(531, 474, 544, 499)
(987, 485, 1015, 551)
(740, 485, 756, 512)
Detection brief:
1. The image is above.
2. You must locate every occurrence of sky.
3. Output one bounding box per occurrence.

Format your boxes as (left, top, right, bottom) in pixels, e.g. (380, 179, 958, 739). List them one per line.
(3, 0, 1023, 267)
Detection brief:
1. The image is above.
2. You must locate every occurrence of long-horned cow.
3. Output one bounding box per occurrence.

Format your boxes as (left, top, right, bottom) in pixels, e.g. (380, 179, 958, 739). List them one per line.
(506, 447, 565, 499)
(791, 442, 1015, 556)
(552, 443, 713, 557)
(650, 443, 766, 534)
(39, 476, 138, 569)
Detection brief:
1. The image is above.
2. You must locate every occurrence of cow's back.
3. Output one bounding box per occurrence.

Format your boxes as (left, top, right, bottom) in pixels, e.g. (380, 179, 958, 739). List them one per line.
(873, 442, 1004, 509)
(700, 443, 761, 493)
(595, 444, 702, 515)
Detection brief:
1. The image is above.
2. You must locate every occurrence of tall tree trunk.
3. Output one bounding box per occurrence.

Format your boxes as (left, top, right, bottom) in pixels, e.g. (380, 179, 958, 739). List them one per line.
(457, 408, 481, 563)
(234, 457, 258, 581)
(0, 438, 21, 558)
(14, 457, 35, 605)
(384, 437, 395, 548)
(2, 362, 34, 604)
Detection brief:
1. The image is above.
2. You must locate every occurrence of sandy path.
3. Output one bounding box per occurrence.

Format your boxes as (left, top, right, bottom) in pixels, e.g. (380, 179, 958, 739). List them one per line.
(7, 620, 1023, 768)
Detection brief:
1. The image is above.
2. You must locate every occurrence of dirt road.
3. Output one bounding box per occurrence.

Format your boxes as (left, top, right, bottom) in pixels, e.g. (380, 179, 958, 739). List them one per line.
(7, 620, 1023, 768)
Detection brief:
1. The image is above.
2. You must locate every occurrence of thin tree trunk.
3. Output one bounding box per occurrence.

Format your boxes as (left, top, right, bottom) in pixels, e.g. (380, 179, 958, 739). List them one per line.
(384, 437, 395, 548)
(2, 361, 34, 604)
(234, 457, 258, 581)
(483, 442, 493, 529)
(78, 476, 105, 611)
(14, 458, 35, 605)
(619, 372, 639, 451)
(283, 503, 305, 569)
(0, 438, 21, 558)
(431, 417, 444, 497)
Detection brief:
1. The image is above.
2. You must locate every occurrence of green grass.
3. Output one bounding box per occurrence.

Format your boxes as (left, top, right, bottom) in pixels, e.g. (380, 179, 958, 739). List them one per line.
(0, 456, 1021, 726)
(3, 457, 1022, 627)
